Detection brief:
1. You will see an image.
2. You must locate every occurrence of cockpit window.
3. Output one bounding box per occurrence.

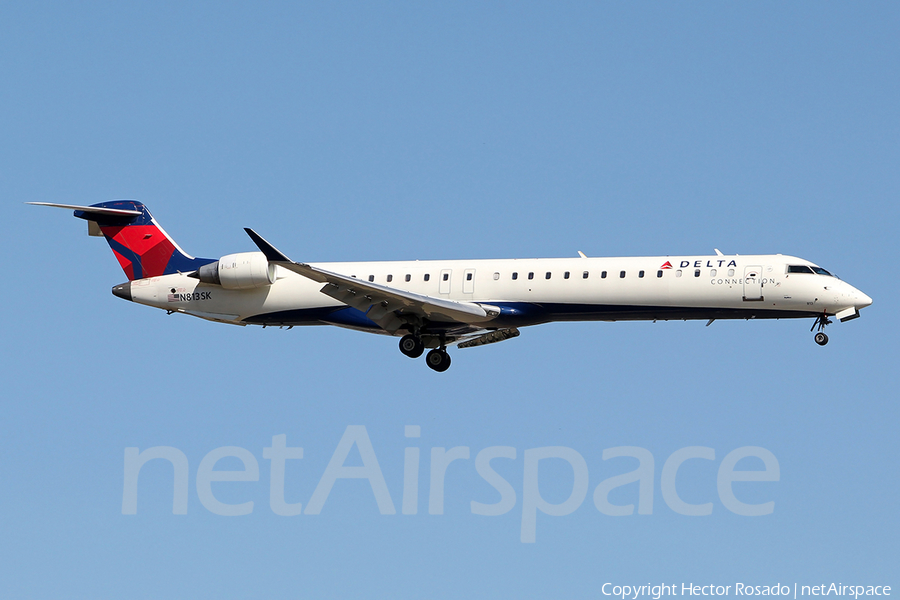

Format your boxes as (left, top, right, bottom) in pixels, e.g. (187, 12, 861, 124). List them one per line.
(788, 264, 836, 277)
(788, 265, 814, 274)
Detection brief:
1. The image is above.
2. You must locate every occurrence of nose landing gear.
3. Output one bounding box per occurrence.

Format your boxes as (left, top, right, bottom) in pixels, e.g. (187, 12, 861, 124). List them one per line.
(811, 312, 832, 346)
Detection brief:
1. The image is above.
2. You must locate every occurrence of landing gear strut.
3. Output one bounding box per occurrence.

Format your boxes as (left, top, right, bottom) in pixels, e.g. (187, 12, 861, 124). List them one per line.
(811, 311, 832, 346)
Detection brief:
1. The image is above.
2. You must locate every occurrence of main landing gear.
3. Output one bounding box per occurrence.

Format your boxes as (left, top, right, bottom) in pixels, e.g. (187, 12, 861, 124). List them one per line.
(811, 311, 832, 346)
(399, 334, 425, 358)
(399, 333, 452, 372)
(425, 348, 451, 372)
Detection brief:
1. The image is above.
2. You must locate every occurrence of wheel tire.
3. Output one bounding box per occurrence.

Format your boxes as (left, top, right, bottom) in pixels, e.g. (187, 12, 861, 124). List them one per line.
(426, 349, 451, 372)
(399, 334, 424, 358)
(814, 332, 828, 346)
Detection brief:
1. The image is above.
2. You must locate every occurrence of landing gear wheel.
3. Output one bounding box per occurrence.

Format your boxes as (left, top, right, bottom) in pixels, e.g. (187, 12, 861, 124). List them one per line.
(811, 311, 832, 347)
(425, 349, 451, 372)
(399, 334, 425, 358)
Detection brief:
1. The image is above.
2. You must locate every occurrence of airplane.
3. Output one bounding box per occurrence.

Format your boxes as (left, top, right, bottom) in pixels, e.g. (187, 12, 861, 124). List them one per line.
(30, 200, 873, 372)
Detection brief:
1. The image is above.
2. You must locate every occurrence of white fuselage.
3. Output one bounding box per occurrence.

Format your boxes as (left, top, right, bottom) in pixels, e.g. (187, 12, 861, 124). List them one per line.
(34, 200, 872, 369)
(124, 253, 872, 335)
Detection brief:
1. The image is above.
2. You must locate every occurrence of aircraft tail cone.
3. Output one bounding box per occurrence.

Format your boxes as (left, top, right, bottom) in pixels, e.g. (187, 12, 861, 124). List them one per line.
(112, 282, 132, 302)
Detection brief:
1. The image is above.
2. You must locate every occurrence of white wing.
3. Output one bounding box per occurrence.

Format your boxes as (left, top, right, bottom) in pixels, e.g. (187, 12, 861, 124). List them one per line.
(244, 228, 500, 332)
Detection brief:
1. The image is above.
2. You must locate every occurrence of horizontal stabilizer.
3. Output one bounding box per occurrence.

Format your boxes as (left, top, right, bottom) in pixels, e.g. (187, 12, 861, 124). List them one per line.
(27, 202, 143, 217)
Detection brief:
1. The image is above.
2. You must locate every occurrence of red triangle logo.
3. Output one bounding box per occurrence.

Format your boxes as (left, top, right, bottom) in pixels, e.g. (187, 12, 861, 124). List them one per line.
(660, 261, 673, 269)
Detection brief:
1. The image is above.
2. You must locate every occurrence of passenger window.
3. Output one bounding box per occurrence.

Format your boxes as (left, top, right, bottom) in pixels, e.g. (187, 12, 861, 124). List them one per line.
(638, 270, 645, 278)
(619, 271, 626, 278)
(710, 269, 716, 277)
(512, 272, 518, 280)
(564, 271, 570, 279)
(466, 273, 473, 281)
(676, 270, 683, 277)
(694, 269, 700, 277)
(443, 273, 449, 281)
(387, 274, 393, 282)
(528, 272, 534, 280)
(493, 272, 500, 280)
(727, 269, 734, 277)
(657, 270, 663, 278)
(601, 271, 607, 279)
(405, 274, 411, 282)
(583, 271, 589, 279)
(545, 272, 551, 279)
(424, 274, 430, 282)
(368, 275, 374, 282)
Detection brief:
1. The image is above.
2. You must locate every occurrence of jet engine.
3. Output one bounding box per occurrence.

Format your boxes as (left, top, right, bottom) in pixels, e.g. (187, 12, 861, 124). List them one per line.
(195, 252, 276, 290)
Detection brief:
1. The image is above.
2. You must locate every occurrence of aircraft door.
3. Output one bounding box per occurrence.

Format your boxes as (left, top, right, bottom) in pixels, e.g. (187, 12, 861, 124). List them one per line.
(463, 269, 476, 295)
(743, 265, 763, 301)
(439, 269, 452, 295)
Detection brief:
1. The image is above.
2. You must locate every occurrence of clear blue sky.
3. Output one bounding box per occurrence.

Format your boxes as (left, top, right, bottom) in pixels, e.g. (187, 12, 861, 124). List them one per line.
(2, 3, 897, 598)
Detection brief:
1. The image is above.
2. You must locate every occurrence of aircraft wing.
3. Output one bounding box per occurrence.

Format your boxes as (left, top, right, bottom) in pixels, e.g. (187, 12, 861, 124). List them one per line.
(244, 228, 500, 332)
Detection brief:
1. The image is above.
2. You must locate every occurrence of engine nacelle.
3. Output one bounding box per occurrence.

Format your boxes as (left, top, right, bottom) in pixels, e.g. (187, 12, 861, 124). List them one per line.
(197, 252, 276, 290)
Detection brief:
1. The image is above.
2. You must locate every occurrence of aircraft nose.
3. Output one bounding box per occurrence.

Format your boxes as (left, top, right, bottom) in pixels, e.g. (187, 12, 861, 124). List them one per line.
(858, 291, 873, 308)
(112, 282, 133, 302)
(846, 282, 873, 309)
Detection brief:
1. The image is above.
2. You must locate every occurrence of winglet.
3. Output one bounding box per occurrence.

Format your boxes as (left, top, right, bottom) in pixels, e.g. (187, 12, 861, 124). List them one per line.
(244, 228, 293, 262)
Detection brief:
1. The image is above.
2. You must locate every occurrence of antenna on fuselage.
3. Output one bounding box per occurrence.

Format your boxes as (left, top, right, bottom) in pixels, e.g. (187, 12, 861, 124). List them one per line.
(578, 251, 588, 258)
(714, 248, 724, 256)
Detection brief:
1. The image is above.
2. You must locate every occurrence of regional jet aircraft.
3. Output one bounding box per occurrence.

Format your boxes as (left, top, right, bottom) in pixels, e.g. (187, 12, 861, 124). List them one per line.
(31, 201, 872, 372)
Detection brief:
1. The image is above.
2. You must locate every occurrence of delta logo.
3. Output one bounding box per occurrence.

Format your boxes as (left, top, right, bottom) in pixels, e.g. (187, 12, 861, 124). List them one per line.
(660, 259, 739, 269)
